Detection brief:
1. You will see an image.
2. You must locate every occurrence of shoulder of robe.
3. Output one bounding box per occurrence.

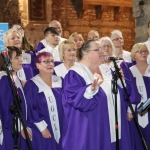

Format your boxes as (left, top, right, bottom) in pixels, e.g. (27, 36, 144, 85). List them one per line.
(70, 63, 85, 77)
(0, 71, 7, 80)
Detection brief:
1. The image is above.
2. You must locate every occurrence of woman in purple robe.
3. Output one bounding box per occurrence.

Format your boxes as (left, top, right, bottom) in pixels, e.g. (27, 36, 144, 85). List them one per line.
(0, 46, 29, 150)
(128, 43, 150, 150)
(62, 40, 133, 150)
(22, 52, 63, 150)
(3, 28, 37, 81)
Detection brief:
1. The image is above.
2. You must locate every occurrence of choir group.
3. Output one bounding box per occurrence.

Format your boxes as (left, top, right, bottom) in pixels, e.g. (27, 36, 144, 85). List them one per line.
(0, 20, 150, 150)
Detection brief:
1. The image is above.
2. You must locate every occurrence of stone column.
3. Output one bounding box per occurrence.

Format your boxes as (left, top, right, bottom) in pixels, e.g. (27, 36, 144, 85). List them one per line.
(19, 0, 53, 47)
(132, 0, 150, 42)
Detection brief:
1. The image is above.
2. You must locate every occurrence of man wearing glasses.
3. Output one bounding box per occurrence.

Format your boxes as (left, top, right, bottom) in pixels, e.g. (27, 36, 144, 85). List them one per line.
(110, 30, 132, 64)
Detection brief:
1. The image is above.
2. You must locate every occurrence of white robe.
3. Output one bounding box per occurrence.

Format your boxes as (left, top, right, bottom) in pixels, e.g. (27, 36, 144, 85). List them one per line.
(37, 45, 60, 61)
(54, 62, 77, 78)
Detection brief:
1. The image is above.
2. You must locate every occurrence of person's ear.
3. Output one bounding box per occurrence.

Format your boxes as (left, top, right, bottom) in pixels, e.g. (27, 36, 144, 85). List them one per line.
(36, 63, 40, 69)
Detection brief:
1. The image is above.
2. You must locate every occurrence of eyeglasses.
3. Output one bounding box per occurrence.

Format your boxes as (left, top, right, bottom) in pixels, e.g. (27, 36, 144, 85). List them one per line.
(112, 37, 123, 41)
(88, 48, 102, 52)
(102, 45, 112, 49)
(41, 60, 54, 64)
(136, 50, 149, 55)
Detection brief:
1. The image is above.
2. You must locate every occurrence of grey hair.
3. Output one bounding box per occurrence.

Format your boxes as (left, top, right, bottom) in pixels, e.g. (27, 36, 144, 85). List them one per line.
(99, 36, 115, 57)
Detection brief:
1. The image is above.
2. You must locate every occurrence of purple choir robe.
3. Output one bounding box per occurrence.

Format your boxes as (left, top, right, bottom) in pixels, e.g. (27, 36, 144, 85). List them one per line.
(0, 72, 27, 150)
(128, 72, 150, 150)
(35, 40, 47, 53)
(21, 75, 63, 150)
(22, 51, 38, 80)
(62, 65, 134, 150)
(120, 62, 141, 104)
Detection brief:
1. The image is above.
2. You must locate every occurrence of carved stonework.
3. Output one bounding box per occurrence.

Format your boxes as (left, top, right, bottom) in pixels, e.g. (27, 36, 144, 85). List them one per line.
(132, 0, 150, 42)
(71, 0, 133, 20)
(28, 0, 46, 21)
(1, 0, 21, 26)
(71, 0, 83, 18)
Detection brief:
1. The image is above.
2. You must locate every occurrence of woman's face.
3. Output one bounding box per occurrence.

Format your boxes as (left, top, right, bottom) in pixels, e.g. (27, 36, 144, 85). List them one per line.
(112, 34, 124, 48)
(8, 32, 22, 48)
(10, 51, 23, 72)
(134, 47, 149, 62)
(87, 41, 104, 66)
(63, 43, 76, 61)
(12, 25, 24, 37)
(101, 40, 113, 56)
(36, 56, 54, 74)
(74, 35, 83, 49)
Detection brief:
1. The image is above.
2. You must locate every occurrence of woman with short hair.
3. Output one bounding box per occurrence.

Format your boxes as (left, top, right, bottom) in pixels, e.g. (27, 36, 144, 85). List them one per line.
(0, 46, 30, 150)
(22, 52, 63, 150)
(54, 40, 76, 78)
(128, 43, 150, 150)
(3, 28, 37, 81)
(62, 40, 133, 150)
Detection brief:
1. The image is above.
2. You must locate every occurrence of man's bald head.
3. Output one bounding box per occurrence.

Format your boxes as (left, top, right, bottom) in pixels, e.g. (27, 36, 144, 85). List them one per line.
(49, 20, 62, 36)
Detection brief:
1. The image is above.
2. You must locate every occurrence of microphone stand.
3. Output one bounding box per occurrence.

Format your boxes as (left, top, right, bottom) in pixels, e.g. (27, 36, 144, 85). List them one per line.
(4, 64, 33, 150)
(111, 63, 119, 150)
(112, 60, 148, 150)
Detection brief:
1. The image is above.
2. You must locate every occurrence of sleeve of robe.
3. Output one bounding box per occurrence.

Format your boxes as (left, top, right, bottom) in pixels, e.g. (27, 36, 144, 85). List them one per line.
(120, 62, 141, 105)
(23, 80, 47, 127)
(63, 70, 99, 112)
(35, 42, 45, 53)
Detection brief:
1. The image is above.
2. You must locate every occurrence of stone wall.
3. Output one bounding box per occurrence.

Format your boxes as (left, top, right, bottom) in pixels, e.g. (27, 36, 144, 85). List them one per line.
(52, 0, 135, 51)
(0, 0, 135, 51)
(0, 0, 53, 48)
(132, 0, 150, 43)
(21, 0, 53, 47)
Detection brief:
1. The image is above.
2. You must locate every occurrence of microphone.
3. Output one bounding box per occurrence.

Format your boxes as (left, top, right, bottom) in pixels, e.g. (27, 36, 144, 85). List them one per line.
(137, 98, 150, 116)
(0, 47, 12, 70)
(103, 55, 124, 62)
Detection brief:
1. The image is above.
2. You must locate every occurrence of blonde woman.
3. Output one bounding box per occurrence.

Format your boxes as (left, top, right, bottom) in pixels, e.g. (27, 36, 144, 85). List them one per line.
(87, 30, 100, 41)
(129, 43, 150, 150)
(69, 32, 84, 49)
(3, 29, 37, 80)
(69, 32, 84, 61)
(54, 40, 77, 78)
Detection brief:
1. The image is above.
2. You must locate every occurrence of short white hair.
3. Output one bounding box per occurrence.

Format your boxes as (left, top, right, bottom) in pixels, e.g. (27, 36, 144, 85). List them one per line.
(110, 30, 123, 40)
